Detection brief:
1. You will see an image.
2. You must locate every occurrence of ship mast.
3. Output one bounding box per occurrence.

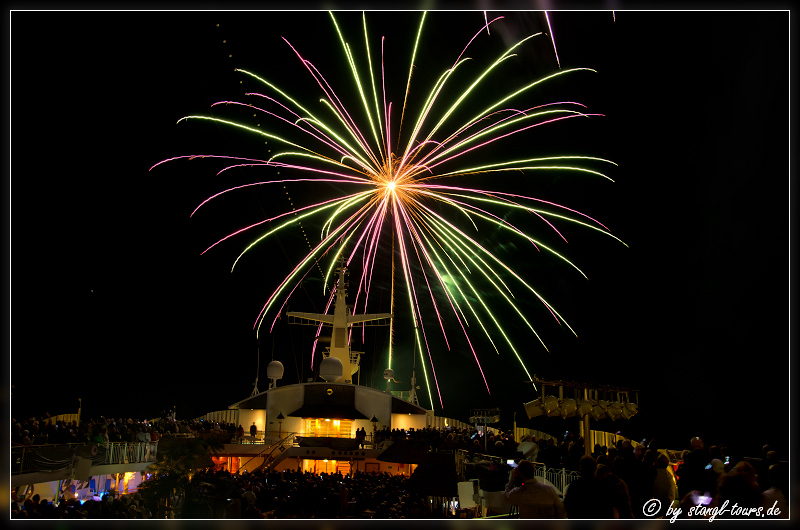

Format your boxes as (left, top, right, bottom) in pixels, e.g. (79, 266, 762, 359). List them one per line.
(287, 256, 392, 383)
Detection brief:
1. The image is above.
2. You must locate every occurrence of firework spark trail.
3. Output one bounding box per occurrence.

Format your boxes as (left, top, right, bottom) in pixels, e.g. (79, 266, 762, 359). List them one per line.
(416, 68, 598, 168)
(392, 198, 445, 407)
(229, 191, 372, 272)
(397, 11, 426, 152)
(155, 12, 624, 410)
(282, 38, 382, 169)
(417, 210, 554, 359)
(201, 191, 362, 256)
(414, 200, 572, 332)
(545, 11, 561, 70)
(236, 67, 377, 173)
(409, 33, 542, 157)
(417, 223, 535, 384)
(331, 12, 385, 161)
(435, 188, 627, 247)
(254, 198, 377, 333)
(417, 227, 502, 354)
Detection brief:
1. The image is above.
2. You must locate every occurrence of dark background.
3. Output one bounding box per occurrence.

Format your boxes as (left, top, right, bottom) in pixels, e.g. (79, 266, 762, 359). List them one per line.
(10, 9, 789, 459)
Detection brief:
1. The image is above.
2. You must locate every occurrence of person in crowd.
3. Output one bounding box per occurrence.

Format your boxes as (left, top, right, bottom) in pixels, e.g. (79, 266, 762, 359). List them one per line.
(564, 455, 611, 518)
(651, 452, 678, 518)
(629, 448, 657, 514)
(699, 460, 760, 519)
(761, 462, 788, 519)
(677, 436, 710, 499)
(594, 462, 632, 518)
(502, 460, 566, 519)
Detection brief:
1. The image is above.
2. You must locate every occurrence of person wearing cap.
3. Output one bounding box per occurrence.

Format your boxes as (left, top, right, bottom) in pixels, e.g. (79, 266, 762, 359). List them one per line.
(504, 460, 566, 518)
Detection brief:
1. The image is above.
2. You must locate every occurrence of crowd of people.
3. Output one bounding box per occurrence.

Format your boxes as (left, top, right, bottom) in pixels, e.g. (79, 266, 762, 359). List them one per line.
(221, 468, 442, 519)
(11, 469, 445, 520)
(505, 435, 789, 520)
(11, 414, 242, 447)
(11, 413, 789, 520)
(11, 492, 152, 519)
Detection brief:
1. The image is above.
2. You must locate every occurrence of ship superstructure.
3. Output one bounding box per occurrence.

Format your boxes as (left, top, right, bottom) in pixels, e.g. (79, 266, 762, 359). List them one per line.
(286, 258, 391, 383)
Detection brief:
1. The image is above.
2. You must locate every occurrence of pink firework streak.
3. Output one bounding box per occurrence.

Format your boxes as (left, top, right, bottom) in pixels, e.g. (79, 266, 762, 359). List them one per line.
(151, 12, 624, 411)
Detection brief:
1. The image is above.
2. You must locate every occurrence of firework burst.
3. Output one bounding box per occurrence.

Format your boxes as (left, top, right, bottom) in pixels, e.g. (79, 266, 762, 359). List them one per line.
(151, 12, 624, 410)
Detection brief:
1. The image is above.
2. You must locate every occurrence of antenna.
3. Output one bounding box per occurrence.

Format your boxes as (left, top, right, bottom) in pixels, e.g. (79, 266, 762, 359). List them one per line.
(250, 334, 261, 397)
(409, 330, 420, 406)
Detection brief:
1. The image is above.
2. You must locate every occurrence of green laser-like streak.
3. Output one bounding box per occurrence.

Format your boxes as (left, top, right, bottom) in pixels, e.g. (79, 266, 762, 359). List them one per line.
(420, 209, 550, 355)
(411, 196, 515, 295)
(421, 191, 588, 278)
(405, 209, 471, 329)
(420, 204, 572, 340)
(416, 209, 535, 381)
(419, 228, 501, 355)
(414, 327, 434, 411)
(421, 224, 533, 380)
(398, 202, 479, 404)
(394, 197, 451, 407)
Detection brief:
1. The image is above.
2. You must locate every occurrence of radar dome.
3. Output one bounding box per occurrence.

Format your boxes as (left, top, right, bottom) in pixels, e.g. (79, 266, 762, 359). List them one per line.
(383, 368, 394, 380)
(266, 360, 284, 380)
(319, 356, 343, 382)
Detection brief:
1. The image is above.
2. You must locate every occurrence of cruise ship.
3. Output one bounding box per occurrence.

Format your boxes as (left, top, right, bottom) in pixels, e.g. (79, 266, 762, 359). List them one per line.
(11, 261, 646, 517)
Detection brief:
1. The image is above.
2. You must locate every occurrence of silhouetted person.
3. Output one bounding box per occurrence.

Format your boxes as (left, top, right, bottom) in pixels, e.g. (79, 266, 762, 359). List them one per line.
(504, 460, 566, 518)
(761, 463, 788, 518)
(564, 455, 612, 518)
(601, 458, 634, 518)
(713, 461, 762, 519)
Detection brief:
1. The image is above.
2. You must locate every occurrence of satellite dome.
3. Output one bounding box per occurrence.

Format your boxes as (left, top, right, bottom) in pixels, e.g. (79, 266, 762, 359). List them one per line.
(266, 360, 284, 380)
(383, 368, 394, 380)
(319, 356, 343, 382)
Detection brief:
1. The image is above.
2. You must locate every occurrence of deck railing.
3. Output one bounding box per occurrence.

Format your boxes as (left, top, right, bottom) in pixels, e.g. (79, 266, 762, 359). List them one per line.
(455, 449, 579, 497)
(11, 442, 157, 476)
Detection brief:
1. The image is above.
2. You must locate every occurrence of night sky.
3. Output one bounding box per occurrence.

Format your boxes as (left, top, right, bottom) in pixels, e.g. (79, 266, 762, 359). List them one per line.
(11, 9, 789, 459)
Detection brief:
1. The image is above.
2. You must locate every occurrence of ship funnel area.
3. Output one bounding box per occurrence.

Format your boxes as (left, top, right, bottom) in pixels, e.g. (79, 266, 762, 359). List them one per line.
(319, 356, 344, 382)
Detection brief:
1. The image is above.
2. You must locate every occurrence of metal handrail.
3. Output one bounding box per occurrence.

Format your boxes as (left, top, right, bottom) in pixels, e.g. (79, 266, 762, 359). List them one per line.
(238, 433, 296, 472)
(11, 441, 158, 476)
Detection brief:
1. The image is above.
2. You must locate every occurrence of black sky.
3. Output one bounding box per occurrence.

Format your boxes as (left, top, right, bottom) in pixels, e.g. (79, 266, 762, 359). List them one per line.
(10, 9, 789, 458)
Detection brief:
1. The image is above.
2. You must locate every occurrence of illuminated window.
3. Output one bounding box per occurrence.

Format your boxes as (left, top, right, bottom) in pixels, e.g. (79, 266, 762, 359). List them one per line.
(305, 418, 352, 437)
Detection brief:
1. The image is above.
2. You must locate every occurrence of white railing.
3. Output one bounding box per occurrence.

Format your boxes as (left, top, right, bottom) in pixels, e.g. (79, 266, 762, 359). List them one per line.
(11, 442, 157, 477)
(534, 465, 580, 496)
(101, 442, 157, 464)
